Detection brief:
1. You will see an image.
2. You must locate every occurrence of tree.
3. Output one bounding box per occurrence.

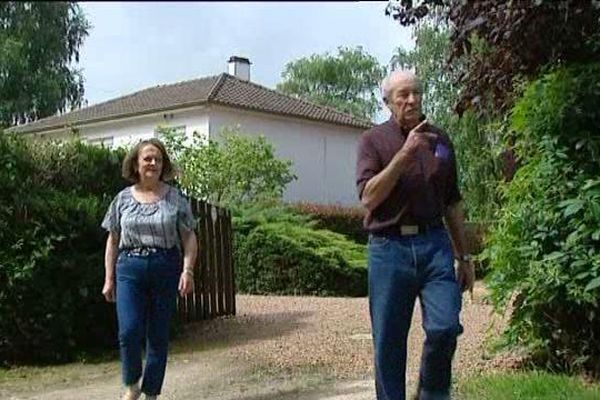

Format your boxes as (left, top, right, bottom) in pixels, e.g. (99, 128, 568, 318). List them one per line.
(277, 46, 386, 121)
(386, 0, 600, 114)
(0, 2, 90, 128)
(391, 23, 458, 128)
(160, 125, 297, 206)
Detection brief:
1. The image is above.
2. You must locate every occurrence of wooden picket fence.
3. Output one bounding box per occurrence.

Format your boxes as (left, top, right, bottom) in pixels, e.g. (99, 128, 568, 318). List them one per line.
(176, 199, 236, 322)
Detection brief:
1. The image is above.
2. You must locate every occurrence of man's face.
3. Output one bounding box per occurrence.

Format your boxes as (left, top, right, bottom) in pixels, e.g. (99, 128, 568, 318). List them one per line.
(387, 76, 422, 129)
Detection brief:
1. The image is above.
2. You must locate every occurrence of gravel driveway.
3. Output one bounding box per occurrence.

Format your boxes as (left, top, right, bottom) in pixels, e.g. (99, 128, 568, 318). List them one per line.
(2, 282, 508, 399)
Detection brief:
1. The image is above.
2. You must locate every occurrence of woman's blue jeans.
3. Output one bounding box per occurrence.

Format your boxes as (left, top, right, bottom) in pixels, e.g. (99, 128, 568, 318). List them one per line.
(116, 247, 181, 396)
(368, 228, 463, 400)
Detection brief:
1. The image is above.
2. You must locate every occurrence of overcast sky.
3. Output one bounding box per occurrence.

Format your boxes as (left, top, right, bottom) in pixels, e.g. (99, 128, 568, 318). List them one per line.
(78, 1, 414, 122)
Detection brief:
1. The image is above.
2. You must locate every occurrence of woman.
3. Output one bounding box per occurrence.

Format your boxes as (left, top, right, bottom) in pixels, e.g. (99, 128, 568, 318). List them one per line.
(101, 138, 198, 400)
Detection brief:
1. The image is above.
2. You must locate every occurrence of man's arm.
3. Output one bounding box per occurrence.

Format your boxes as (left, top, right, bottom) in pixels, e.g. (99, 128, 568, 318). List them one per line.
(444, 200, 475, 293)
(361, 147, 414, 211)
(361, 120, 431, 211)
(444, 200, 467, 256)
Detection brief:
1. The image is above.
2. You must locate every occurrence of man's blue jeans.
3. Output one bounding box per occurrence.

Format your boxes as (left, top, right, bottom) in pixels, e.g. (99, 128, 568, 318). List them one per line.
(116, 247, 181, 396)
(368, 227, 463, 400)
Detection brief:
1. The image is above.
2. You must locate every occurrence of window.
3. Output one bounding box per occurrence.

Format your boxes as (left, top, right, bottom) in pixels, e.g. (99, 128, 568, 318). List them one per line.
(88, 136, 114, 149)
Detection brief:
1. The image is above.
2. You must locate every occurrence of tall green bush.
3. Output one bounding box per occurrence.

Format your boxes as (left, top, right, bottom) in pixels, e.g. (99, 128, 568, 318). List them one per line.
(485, 63, 600, 374)
(27, 138, 128, 197)
(0, 134, 125, 364)
(450, 112, 504, 224)
(1, 190, 117, 363)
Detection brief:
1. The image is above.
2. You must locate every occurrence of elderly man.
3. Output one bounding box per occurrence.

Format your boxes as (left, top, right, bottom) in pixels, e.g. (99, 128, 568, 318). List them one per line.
(356, 70, 474, 400)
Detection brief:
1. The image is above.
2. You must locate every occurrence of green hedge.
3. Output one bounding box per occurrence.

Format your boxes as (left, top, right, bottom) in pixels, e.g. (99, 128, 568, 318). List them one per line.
(25, 138, 127, 197)
(485, 63, 600, 375)
(290, 202, 367, 244)
(1, 191, 117, 363)
(0, 135, 126, 364)
(289, 203, 489, 277)
(232, 203, 367, 297)
(235, 222, 367, 297)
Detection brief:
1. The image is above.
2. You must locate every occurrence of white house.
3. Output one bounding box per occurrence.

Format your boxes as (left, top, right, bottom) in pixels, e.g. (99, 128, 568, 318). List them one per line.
(8, 57, 372, 206)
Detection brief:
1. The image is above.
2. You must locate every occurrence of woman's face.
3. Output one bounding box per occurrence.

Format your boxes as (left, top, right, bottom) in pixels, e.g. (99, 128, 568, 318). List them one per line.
(136, 144, 163, 182)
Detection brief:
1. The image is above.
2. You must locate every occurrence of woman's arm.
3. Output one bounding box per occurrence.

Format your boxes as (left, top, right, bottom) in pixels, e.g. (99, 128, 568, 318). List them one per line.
(178, 229, 198, 296)
(102, 231, 119, 302)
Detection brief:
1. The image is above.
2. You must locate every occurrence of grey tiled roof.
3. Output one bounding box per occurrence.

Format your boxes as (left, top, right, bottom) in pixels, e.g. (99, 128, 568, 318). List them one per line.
(7, 73, 372, 134)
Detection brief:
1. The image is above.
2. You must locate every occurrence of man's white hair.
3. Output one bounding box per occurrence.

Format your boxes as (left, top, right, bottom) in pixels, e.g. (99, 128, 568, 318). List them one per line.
(380, 69, 419, 104)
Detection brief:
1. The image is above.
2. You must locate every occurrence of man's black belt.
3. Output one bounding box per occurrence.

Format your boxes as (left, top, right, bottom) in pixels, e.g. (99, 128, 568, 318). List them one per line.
(374, 220, 445, 237)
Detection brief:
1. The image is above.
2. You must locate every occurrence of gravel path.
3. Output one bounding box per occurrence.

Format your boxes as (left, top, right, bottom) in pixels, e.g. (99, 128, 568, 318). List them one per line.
(2, 282, 508, 399)
(189, 281, 507, 385)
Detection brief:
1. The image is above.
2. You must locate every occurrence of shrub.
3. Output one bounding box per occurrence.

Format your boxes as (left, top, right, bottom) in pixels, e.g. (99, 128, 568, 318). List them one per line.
(235, 222, 367, 297)
(449, 111, 505, 224)
(232, 202, 367, 297)
(0, 190, 117, 363)
(0, 134, 125, 364)
(288, 203, 490, 277)
(289, 202, 367, 244)
(231, 201, 316, 237)
(161, 125, 296, 207)
(27, 138, 128, 197)
(484, 63, 600, 375)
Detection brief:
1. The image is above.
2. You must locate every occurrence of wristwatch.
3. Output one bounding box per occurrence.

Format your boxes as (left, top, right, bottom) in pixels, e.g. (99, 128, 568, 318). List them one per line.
(455, 254, 472, 262)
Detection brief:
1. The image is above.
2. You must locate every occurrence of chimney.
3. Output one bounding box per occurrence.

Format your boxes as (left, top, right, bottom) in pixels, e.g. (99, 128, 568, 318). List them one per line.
(228, 56, 251, 81)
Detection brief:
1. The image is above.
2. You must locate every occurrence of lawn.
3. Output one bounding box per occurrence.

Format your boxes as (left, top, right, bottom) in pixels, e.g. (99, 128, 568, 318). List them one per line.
(456, 371, 600, 400)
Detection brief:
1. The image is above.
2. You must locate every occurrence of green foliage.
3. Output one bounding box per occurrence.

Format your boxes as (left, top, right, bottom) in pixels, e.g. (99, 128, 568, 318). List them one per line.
(161, 125, 296, 207)
(235, 224, 367, 297)
(0, 2, 90, 127)
(232, 203, 367, 297)
(457, 372, 600, 400)
(391, 24, 458, 127)
(485, 63, 600, 375)
(277, 46, 386, 121)
(1, 191, 117, 364)
(289, 202, 367, 244)
(451, 112, 504, 223)
(27, 138, 128, 197)
(387, 1, 600, 114)
(0, 133, 125, 364)
(230, 201, 316, 237)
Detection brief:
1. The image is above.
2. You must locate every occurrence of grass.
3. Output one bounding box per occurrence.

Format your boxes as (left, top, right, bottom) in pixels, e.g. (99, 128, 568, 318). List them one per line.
(456, 371, 600, 400)
(0, 359, 121, 397)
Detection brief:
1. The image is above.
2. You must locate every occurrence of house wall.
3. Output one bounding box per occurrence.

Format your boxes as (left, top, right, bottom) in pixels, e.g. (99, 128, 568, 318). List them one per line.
(25, 105, 365, 206)
(208, 106, 363, 206)
(30, 106, 210, 147)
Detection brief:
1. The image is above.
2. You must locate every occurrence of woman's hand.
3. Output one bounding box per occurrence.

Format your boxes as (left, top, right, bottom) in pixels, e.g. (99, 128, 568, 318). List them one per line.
(179, 270, 194, 297)
(102, 280, 116, 303)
